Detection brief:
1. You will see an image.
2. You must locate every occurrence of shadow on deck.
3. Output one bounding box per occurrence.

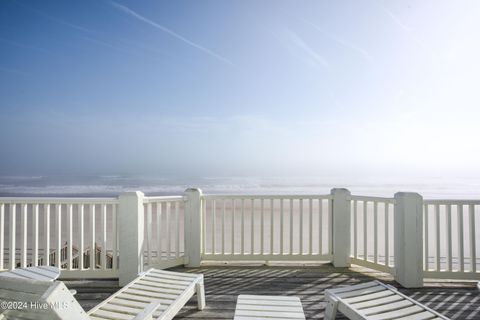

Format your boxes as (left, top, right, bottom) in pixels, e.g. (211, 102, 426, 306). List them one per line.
(65, 263, 479, 319)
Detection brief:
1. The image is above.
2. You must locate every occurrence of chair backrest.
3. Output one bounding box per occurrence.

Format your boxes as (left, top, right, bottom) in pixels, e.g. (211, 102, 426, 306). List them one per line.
(0, 277, 89, 320)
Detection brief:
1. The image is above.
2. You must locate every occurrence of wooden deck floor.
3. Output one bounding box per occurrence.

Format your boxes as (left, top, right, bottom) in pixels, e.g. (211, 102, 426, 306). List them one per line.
(65, 264, 480, 319)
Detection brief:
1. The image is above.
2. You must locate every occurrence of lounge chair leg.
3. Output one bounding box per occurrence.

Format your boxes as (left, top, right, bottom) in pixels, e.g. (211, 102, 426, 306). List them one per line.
(325, 297, 338, 320)
(196, 282, 206, 310)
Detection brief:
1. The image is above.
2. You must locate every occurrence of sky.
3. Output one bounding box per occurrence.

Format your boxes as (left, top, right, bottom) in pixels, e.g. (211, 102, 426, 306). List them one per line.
(1, 0, 480, 179)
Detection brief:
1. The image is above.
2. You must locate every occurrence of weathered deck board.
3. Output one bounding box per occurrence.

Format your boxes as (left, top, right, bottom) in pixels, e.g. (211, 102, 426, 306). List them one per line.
(64, 264, 479, 319)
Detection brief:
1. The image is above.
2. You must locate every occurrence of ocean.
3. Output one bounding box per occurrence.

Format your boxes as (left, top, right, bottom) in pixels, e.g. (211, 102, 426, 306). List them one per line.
(0, 175, 478, 199)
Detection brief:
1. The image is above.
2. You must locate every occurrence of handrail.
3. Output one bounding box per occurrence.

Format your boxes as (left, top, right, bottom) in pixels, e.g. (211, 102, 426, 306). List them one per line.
(0, 197, 118, 204)
(202, 194, 332, 200)
(143, 196, 185, 203)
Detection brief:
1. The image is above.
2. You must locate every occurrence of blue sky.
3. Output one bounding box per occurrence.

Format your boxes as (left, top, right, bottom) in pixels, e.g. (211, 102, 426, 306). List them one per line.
(1, 1, 480, 178)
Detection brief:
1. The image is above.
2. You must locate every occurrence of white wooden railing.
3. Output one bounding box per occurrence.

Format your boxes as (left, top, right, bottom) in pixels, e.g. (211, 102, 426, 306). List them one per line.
(143, 196, 185, 269)
(1, 188, 479, 287)
(201, 194, 332, 261)
(423, 200, 479, 279)
(0, 197, 118, 278)
(350, 195, 395, 273)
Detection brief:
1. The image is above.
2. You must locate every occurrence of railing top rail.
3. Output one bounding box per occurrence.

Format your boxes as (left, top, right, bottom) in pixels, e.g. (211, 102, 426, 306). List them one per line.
(349, 195, 396, 203)
(423, 199, 480, 205)
(202, 194, 333, 200)
(0, 197, 119, 205)
(143, 196, 185, 203)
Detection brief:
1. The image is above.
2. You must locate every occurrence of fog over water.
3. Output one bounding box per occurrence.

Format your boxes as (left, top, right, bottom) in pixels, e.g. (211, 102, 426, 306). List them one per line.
(0, 175, 478, 199)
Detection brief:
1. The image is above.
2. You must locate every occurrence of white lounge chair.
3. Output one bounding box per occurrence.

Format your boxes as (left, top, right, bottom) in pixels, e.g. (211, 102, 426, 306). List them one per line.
(0, 268, 205, 320)
(234, 295, 306, 320)
(324, 280, 449, 320)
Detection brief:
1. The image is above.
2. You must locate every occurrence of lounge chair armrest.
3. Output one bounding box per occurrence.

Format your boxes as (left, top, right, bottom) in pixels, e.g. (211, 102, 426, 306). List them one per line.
(132, 300, 162, 320)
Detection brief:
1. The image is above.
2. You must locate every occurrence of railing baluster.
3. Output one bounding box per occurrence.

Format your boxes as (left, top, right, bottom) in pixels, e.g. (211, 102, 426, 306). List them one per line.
(319, 199, 323, 255)
(328, 199, 333, 255)
(446, 204, 452, 272)
(90, 204, 95, 270)
(241, 199, 245, 255)
(78, 204, 84, 269)
(101, 204, 107, 269)
(221, 200, 225, 255)
(202, 199, 206, 255)
(0, 204, 4, 269)
(270, 199, 274, 255)
(458, 204, 464, 272)
(469, 204, 476, 273)
(353, 200, 357, 259)
(363, 201, 367, 261)
(157, 202, 163, 262)
(9, 204, 16, 270)
(175, 202, 180, 258)
(280, 199, 284, 255)
(44, 204, 50, 266)
(56, 204, 62, 268)
(21, 204, 27, 268)
(147, 203, 152, 265)
(166, 202, 171, 258)
(435, 204, 440, 271)
(260, 199, 264, 255)
(251, 199, 254, 254)
(231, 199, 235, 255)
(299, 199, 303, 255)
(67, 204, 73, 270)
(289, 199, 293, 255)
(211, 200, 215, 255)
(309, 199, 313, 255)
(112, 204, 117, 269)
(32, 204, 39, 267)
(424, 204, 429, 270)
(374, 201, 378, 264)
(385, 203, 389, 267)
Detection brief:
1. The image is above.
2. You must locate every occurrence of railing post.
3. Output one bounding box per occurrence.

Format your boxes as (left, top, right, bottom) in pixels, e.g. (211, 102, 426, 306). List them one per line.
(184, 188, 203, 267)
(118, 191, 145, 286)
(394, 192, 423, 288)
(331, 188, 351, 267)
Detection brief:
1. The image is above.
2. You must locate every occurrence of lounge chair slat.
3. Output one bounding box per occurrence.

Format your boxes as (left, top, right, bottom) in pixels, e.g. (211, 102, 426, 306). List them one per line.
(235, 310, 306, 319)
(237, 300, 302, 307)
(121, 288, 175, 301)
(125, 287, 178, 299)
(143, 273, 193, 284)
(336, 285, 385, 298)
(117, 293, 174, 305)
(351, 294, 403, 310)
(344, 290, 394, 304)
(327, 281, 380, 294)
(109, 297, 149, 309)
(240, 295, 303, 301)
(367, 305, 425, 320)
(361, 300, 413, 316)
(235, 318, 302, 320)
(237, 304, 304, 313)
(150, 269, 199, 279)
(93, 309, 134, 320)
(395, 311, 437, 320)
(137, 279, 184, 293)
(100, 303, 145, 315)
(142, 276, 188, 289)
